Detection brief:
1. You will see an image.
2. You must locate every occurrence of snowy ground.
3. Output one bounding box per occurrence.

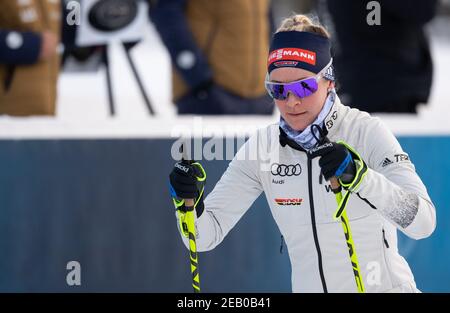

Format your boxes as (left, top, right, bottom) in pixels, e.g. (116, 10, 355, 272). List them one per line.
(0, 17, 449, 138)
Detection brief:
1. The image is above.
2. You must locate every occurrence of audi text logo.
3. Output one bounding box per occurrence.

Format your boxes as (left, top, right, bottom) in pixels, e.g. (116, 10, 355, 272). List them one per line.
(271, 163, 302, 177)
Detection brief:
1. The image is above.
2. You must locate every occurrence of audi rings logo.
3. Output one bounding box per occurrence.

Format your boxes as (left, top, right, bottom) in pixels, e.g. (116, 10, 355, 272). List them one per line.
(271, 163, 302, 177)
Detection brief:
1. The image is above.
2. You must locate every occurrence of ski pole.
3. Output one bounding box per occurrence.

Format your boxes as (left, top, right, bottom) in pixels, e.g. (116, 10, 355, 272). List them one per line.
(330, 177, 365, 293)
(174, 161, 202, 293)
(182, 191, 201, 293)
(179, 143, 202, 293)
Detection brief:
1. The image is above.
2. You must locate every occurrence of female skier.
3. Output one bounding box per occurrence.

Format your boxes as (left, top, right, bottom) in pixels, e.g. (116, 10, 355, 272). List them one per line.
(169, 15, 436, 293)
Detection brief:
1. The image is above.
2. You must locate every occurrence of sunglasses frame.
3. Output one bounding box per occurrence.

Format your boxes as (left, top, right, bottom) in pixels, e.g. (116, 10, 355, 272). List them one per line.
(265, 59, 333, 100)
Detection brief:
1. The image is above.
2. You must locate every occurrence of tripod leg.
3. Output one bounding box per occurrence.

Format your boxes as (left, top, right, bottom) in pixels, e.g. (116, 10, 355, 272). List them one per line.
(102, 46, 115, 116)
(123, 42, 155, 115)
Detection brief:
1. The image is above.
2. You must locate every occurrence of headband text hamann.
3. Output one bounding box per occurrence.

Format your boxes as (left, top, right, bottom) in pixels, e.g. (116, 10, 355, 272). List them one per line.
(268, 31, 331, 74)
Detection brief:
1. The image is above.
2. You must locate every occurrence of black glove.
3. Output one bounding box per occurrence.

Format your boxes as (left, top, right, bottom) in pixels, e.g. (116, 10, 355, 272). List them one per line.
(308, 142, 356, 184)
(169, 161, 206, 217)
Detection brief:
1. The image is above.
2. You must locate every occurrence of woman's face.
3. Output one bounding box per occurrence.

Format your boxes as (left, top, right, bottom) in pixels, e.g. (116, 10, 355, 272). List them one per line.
(270, 67, 333, 131)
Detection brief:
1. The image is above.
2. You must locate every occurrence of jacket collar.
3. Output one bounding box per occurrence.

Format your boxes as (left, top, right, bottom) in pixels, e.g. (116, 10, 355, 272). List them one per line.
(278, 95, 345, 150)
(279, 127, 307, 152)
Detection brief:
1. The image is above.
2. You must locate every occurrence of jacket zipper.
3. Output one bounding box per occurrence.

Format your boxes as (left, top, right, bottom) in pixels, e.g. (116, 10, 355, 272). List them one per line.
(308, 157, 328, 292)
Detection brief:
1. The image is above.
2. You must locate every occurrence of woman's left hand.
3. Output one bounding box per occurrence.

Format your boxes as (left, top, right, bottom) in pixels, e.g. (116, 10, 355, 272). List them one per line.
(308, 141, 356, 183)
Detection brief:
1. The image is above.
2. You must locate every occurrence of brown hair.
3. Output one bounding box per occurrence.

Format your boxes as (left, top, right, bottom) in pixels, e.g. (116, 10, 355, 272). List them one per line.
(276, 14, 330, 38)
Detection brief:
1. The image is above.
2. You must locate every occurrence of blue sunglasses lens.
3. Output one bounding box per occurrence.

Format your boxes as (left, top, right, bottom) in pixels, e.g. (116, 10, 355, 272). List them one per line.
(266, 77, 319, 100)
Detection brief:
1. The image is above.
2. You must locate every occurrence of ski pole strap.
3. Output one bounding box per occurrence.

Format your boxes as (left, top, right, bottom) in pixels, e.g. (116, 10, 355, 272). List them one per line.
(333, 141, 368, 220)
(334, 191, 352, 220)
(191, 162, 206, 182)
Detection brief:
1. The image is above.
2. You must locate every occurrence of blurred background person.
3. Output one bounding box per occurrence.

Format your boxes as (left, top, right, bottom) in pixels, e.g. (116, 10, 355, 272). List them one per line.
(0, 0, 61, 116)
(149, 0, 274, 115)
(324, 0, 438, 113)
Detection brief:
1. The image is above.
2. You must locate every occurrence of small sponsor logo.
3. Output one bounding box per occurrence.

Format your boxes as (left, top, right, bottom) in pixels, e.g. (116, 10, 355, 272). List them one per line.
(175, 163, 190, 173)
(326, 120, 333, 130)
(309, 142, 333, 154)
(325, 111, 338, 130)
(272, 179, 285, 185)
(274, 61, 299, 67)
(275, 198, 303, 206)
(381, 158, 394, 167)
(268, 48, 316, 66)
(394, 154, 409, 162)
(271, 163, 302, 177)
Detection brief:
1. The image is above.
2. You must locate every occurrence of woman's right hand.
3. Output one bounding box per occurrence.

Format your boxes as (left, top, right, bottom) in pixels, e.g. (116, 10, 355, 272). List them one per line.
(169, 161, 206, 217)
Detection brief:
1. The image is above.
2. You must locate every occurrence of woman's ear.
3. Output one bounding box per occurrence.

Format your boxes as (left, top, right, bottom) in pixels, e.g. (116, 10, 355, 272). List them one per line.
(327, 81, 335, 92)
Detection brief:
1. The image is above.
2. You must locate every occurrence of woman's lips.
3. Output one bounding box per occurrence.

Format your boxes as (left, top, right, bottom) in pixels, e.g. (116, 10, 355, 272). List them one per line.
(287, 111, 307, 117)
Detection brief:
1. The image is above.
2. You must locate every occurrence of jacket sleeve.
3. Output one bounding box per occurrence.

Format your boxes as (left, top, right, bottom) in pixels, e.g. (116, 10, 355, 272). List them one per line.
(149, 0, 213, 89)
(353, 118, 436, 240)
(0, 29, 42, 65)
(176, 134, 264, 251)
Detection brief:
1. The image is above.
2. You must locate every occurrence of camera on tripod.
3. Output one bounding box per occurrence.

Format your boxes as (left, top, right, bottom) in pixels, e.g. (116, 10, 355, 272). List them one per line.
(62, 0, 154, 115)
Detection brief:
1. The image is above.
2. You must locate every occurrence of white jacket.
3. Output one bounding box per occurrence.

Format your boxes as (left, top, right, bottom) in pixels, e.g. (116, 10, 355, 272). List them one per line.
(177, 96, 436, 293)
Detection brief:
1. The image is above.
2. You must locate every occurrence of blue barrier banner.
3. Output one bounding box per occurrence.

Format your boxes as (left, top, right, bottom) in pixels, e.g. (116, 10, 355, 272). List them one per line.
(396, 137, 450, 292)
(0, 137, 448, 292)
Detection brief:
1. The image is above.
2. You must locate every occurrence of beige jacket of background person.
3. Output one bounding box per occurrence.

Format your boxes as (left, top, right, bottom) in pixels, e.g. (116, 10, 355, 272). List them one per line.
(172, 0, 271, 101)
(0, 0, 61, 116)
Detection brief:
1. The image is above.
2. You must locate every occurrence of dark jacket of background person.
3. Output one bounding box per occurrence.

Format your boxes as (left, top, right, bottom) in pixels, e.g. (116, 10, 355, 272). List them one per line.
(326, 0, 438, 113)
(150, 0, 274, 114)
(0, 0, 61, 116)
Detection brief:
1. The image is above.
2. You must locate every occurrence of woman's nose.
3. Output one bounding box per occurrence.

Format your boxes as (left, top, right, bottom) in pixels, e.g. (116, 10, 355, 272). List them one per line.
(286, 92, 301, 108)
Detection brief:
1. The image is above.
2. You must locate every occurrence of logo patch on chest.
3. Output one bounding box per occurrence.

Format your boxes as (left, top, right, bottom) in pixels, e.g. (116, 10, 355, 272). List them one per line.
(275, 198, 303, 206)
(271, 163, 302, 177)
(272, 178, 285, 185)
